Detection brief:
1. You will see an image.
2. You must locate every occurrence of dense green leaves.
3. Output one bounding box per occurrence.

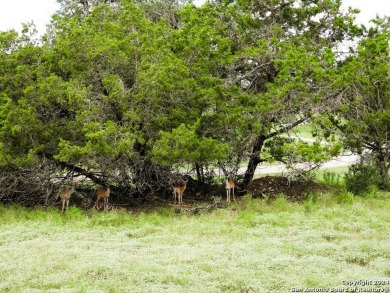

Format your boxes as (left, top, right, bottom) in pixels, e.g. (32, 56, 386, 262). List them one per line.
(152, 122, 229, 167)
(1, 0, 387, 200)
(328, 20, 390, 188)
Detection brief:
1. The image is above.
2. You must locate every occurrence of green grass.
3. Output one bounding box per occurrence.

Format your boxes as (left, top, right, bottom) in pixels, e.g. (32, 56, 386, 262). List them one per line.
(315, 168, 349, 188)
(293, 124, 315, 139)
(279, 123, 315, 141)
(0, 193, 389, 292)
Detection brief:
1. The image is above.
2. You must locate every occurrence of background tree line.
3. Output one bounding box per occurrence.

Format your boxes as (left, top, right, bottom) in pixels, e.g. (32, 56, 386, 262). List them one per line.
(0, 0, 389, 205)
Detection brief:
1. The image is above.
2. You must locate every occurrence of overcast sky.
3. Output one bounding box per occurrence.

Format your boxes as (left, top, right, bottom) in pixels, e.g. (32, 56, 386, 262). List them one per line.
(0, 0, 389, 36)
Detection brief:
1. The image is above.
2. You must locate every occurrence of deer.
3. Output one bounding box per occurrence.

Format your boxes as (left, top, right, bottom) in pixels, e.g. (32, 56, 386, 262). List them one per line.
(58, 180, 76, 213)
(95, 186, 110, 211)
(225, 176, 236, 202)
(173, 179, 187, 207)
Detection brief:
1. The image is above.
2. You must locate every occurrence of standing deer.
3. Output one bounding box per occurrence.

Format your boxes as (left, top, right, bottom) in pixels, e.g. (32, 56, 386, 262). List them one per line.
(173, 180, 187, 207)
(226, 176, 236, 202)
(58, 180, 76, 212)
(95, 186, 110, 211)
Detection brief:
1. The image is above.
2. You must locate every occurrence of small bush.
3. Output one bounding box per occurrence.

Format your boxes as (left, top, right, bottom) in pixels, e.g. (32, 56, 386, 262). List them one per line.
(304, 192, 321, 212)
(334, 190, 354, 204)
(344, 160, 382, 195)
(322, 171, 343, 187)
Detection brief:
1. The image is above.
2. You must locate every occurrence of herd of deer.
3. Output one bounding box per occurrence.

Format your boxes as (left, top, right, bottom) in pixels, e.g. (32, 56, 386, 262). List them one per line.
(57, 176, 235, 212)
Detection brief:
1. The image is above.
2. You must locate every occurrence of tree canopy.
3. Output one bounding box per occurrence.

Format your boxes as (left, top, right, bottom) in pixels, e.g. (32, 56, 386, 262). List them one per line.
(0, 0, 388, 204)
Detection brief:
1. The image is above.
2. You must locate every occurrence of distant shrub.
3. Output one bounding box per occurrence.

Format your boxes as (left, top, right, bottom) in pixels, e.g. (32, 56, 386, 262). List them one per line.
(322, 171, 343, 187)
(344, 160, 382, 195)
(334, 190, 354, 204)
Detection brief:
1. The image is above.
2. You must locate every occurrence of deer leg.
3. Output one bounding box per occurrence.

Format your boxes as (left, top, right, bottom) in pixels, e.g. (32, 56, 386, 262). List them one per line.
(62, 199, 65, 213)
(96, 197, 100, 210)
(66, 199, 70, 211)
(232, 187, 236, 202)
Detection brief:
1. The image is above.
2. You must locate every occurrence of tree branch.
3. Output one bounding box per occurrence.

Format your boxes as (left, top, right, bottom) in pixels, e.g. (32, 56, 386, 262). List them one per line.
(266, 116, 307, 140)
(40, 152, 108, 187)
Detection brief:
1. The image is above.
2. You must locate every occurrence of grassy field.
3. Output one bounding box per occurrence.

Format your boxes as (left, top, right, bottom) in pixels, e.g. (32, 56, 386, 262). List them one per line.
(0, 192, 389, 292)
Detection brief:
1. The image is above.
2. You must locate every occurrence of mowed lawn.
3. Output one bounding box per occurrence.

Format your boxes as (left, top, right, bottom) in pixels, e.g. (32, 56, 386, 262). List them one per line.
(0, 194, 389, 292)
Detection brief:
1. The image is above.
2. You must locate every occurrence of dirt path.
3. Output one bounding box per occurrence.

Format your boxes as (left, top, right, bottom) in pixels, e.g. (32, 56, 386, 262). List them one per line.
(238, 152, 360, 175)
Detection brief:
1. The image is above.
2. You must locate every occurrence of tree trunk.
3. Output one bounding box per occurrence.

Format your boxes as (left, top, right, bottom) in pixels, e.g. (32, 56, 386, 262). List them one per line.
(242, 134, 267, 191)
(195, 162, 204, 184)
(377, 153, 389, 190)
(241, 117, 307, 191)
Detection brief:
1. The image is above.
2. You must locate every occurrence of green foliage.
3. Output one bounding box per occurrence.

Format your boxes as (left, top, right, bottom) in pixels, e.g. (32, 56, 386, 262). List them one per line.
(56, 120, 135, 162)
(345, 160, 383, 196)
(0, 0, 376, 200)
(320, 171, 344, 188)
(266, 137, 343, 167)
(152, 122, 229, 166)
(333, 190, 355, 204)
(331, 21, 390, 188)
